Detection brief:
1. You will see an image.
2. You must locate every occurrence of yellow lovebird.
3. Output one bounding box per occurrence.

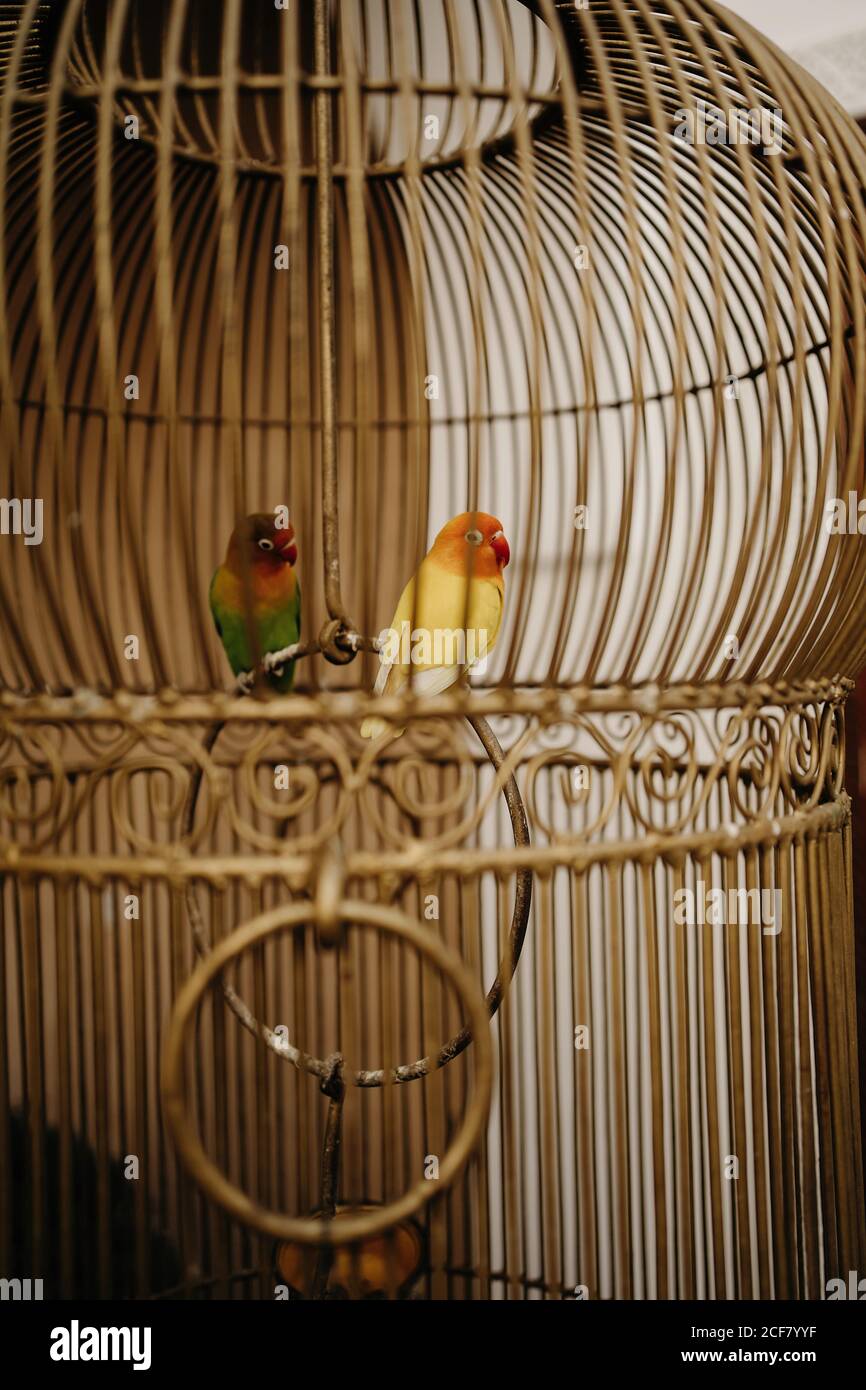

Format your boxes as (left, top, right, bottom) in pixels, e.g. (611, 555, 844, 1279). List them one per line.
(361, 511, 510, 740)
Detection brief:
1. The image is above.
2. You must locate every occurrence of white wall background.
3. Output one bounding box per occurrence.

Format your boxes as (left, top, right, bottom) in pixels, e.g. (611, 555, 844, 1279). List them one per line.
(725, 0, 866, 116)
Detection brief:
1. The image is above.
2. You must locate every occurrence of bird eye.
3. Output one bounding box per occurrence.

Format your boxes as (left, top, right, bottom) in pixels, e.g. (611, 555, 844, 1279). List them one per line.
(465, 529, 483, 546)
(258, 538, 275, 552)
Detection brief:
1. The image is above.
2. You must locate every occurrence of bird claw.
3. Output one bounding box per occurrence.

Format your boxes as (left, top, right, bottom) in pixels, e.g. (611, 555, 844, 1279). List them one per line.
(262, 652, 286, 679)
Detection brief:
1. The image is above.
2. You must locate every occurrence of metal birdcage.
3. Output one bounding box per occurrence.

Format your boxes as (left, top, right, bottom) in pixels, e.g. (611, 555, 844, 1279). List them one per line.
(1, 0, 865, 1301)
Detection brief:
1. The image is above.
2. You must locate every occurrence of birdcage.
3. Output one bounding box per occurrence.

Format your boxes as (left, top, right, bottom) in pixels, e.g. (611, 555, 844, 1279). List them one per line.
(2, 0, 866, 1302)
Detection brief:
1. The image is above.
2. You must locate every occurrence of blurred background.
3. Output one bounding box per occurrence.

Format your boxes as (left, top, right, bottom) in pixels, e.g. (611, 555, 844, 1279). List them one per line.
(727, 0, 866, 121)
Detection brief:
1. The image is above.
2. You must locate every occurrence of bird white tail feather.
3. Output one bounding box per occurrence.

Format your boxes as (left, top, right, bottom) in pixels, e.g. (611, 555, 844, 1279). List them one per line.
(372, 660, 392, 697)
(361, 715, 388, 740)
(405, 665, 461, 698)
(360, 663, 462, 740)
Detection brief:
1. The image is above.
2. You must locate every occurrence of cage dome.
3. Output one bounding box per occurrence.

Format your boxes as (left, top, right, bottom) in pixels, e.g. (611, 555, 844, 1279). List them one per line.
(1, 0, 865, 1302)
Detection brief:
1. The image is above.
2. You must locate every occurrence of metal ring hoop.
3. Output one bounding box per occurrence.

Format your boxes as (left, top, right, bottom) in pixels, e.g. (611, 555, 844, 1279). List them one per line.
(162, 898, 494, 1246)
(182, 713, 532, 1085)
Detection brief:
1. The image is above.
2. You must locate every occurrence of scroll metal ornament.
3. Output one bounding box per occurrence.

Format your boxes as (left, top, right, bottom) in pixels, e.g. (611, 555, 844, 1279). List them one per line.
(0, 685, 847, 865)
(161, 899, 494, 1246)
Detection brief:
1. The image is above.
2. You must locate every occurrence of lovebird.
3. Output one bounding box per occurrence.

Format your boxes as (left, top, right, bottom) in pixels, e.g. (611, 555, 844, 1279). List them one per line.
(361, 511, 509, 739)
(209, 513, 300, 693)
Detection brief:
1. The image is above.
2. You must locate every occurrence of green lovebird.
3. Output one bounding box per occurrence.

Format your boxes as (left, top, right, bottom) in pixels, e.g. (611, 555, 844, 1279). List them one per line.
(209, 513, 301, 693)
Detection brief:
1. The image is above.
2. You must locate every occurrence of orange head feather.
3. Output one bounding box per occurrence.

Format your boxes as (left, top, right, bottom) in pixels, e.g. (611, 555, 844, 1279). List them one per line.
(429, 511, 510, 579)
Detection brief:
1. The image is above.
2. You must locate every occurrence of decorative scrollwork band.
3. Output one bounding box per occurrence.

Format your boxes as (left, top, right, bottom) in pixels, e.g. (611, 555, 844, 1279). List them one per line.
(0, 685, 848, 878)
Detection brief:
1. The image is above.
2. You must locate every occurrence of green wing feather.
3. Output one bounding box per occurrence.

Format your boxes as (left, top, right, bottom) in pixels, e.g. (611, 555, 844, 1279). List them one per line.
(209, 571, 301, 694)
(257, 587, 301, 693)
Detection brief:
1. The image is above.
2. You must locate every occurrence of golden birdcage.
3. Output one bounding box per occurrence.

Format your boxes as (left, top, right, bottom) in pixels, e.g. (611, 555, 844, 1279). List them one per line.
(2, 0, 865, 1301)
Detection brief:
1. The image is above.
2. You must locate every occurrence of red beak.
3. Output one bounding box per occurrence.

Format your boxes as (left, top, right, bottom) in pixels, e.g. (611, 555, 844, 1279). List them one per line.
(276, 532, 297, 566)
(491, 532, 510, 568)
